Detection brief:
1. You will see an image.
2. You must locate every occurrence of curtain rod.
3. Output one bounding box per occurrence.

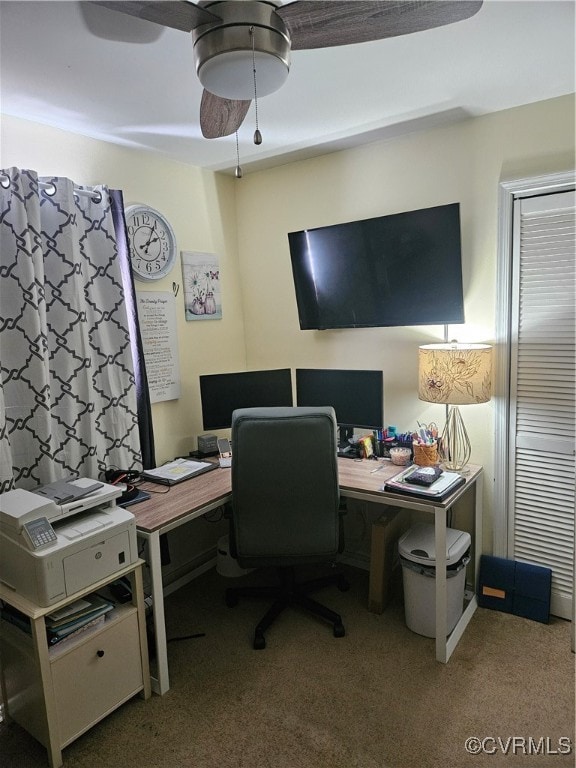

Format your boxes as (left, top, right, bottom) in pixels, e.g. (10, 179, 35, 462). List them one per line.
(0, 172, 102, 202)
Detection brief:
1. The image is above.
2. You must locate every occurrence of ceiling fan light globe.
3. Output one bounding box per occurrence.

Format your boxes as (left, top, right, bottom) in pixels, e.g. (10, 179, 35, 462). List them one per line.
(193, 1, 291, 101)
(198, 50, 289, 100)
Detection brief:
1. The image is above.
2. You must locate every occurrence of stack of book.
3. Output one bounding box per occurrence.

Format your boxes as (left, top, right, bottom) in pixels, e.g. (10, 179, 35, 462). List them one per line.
(45, 594, 115, 646)
(1, 594, 115, 648)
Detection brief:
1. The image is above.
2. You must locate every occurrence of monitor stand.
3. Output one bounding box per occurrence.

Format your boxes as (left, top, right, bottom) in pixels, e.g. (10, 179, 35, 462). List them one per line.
(337, 426, 360, 459)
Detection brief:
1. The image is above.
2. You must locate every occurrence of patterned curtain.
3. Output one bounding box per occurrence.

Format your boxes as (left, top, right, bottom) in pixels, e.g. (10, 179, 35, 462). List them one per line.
(0, 167, 145, 491)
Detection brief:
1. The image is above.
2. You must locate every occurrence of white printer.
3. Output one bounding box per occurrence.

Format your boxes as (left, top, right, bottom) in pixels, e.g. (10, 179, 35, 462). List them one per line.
(0, 478, 138, 607)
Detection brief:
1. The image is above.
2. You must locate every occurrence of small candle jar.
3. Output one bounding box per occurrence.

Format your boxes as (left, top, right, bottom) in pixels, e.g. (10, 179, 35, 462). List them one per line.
(389, 447, 411, 466)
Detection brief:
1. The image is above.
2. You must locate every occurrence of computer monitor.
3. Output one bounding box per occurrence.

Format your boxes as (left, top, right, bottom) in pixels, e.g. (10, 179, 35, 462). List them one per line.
(295, 368, 384, 448)
(199, 369, 293, 430)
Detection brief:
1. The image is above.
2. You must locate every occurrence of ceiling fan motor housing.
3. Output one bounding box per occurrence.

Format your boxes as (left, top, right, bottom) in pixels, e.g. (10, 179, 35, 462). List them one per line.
(193, 1, 291, 100)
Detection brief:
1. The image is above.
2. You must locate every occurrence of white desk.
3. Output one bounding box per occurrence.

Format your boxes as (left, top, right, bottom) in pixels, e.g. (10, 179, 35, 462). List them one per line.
(132, 459, 483, 694)
(131, 467, 230, 695)
(337, 459, 483, 664)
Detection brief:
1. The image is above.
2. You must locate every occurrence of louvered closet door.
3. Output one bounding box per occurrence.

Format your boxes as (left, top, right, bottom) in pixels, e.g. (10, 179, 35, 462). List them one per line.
(509, 190, 575, 619)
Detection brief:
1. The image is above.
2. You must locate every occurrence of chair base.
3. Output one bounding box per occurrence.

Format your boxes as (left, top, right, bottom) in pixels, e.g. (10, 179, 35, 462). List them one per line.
(225, 566, 349, 649)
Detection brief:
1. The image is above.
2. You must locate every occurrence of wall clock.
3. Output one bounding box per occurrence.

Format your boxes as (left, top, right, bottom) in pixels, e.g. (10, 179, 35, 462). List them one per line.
(125, 204, 177, 281)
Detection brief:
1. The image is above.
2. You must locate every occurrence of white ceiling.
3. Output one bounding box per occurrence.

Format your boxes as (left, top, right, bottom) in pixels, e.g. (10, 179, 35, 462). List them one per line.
(1, 1, 574, 174)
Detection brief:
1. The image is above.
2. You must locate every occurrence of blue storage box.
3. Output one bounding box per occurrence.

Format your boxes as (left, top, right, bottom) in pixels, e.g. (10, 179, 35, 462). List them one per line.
(478, 555, 551, 624)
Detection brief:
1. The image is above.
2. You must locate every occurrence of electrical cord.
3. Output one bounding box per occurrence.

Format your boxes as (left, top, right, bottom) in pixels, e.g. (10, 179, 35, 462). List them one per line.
(138, 482, 171, 495)
(202, 505, 225, 523)
(167, 632, 206, 643)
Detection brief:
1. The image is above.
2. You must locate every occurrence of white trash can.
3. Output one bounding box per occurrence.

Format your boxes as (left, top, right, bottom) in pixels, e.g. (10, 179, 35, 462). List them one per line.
(216, 534, 252, 578)
(398, 523, 470, 638)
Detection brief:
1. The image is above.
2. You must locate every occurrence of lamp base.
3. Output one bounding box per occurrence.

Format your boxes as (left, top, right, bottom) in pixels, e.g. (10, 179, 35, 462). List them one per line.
(441, 462, 471, 475)
(439, 406, 471, 472)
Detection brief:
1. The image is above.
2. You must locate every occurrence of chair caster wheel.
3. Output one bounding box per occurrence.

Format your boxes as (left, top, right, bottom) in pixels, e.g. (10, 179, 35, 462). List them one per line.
(333, 622, 345, 638)
(337, 576, 350, 592)
(225, 589, 238, 608)
(253, 632, 266, 650)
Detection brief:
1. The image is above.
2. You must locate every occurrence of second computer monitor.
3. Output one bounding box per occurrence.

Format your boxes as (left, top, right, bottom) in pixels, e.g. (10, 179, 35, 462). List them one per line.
(200, 368, 293, 430)
(295, 368, 383, 446)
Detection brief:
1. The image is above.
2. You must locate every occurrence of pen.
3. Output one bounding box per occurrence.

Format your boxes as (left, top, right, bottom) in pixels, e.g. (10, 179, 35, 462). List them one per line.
(370, 465, 385, 473)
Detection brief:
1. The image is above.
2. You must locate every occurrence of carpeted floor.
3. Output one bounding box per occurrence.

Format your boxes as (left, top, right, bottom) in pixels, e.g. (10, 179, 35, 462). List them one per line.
(1, 565, 574, 768)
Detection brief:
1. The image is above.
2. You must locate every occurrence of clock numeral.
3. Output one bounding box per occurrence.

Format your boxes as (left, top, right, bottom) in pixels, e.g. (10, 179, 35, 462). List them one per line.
(136, 259, 163, 272)
(129, 214, 155, 229)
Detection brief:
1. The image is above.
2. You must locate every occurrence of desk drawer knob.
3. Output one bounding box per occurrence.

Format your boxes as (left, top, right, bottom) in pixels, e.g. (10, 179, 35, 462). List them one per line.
(96, 649, 105, 658)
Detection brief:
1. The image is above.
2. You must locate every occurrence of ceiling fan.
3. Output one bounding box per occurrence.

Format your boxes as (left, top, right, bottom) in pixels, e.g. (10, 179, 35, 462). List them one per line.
(92, 1, 483, 141)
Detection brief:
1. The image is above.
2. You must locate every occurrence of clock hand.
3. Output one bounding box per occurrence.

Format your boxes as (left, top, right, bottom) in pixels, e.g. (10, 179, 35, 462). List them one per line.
(140, 223, 157, 253)
(139, 235, 160, 255)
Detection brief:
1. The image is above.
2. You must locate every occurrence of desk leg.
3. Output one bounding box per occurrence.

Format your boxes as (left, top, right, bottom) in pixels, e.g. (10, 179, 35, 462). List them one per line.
(437, 477, 483, 663)
(146, 530, 170, 695)
(474, 478, 483, 595)
(130, 564, 152, 700)
(434, 508, 449, 663)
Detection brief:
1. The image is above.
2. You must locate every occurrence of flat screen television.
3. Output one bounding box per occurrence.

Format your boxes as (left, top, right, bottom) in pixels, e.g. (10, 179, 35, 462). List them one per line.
(295, 368, 383, 449)
(199, 368, 293, 430)
(288, 202, 464, 329)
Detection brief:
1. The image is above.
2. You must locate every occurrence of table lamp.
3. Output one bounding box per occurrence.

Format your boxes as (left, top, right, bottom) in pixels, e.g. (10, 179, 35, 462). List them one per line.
(418, 342, 492, 471)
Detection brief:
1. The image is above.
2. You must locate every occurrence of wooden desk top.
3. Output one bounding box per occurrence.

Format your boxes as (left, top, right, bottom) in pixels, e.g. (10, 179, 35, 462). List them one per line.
(131, 459, 482, 534)
(133, 467, 232, 534)
(338, 458, 482, 508)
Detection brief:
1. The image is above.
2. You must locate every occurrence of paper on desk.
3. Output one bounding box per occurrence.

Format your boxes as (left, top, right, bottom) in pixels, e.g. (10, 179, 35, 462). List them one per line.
(142, 457, 215, 484)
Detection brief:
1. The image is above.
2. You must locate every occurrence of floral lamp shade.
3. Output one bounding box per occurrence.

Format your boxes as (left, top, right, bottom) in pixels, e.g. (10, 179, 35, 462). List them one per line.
(417, 342, 492, 472)
(418, 343, 492, 405)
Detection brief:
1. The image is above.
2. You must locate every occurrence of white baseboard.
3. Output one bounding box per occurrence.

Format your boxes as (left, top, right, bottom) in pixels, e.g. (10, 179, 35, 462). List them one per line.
(339, 551, 370, 571)
(163, 556, 217, 597)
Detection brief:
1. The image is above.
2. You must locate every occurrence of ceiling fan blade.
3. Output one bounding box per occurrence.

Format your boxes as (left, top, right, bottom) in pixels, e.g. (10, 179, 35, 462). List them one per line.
(277, 1, 483, 50)
(89, 1, 220, 33)
(200, 91, 251, 139)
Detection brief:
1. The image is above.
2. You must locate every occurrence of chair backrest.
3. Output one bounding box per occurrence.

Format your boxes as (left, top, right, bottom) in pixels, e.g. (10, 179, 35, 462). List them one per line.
(231, 406, 340, 568)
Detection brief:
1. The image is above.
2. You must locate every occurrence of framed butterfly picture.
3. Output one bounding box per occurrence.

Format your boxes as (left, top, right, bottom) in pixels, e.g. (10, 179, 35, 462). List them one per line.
(181, 251, 222, 321)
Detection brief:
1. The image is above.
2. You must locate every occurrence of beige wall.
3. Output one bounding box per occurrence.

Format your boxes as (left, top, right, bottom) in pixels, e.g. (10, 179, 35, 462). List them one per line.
(234, 94, 575, 550)
(2, 94, 575, 554)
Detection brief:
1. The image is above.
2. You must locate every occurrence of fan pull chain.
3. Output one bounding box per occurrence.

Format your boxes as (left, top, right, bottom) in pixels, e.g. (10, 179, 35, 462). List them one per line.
(250, 26, 262, 145)
(235, 131, 242, 179)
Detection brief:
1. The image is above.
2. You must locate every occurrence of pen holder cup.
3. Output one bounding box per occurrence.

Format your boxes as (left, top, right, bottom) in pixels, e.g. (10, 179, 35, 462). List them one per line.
(413, 441, 439, 467)
(389, 447, 412, 466)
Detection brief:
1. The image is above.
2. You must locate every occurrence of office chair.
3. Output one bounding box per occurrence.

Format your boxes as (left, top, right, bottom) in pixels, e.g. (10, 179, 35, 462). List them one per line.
(225, 406, 349, 649)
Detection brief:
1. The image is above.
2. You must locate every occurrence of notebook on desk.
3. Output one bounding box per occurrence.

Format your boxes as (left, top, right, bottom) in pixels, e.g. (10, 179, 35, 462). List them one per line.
(141, 458, 217, 486)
